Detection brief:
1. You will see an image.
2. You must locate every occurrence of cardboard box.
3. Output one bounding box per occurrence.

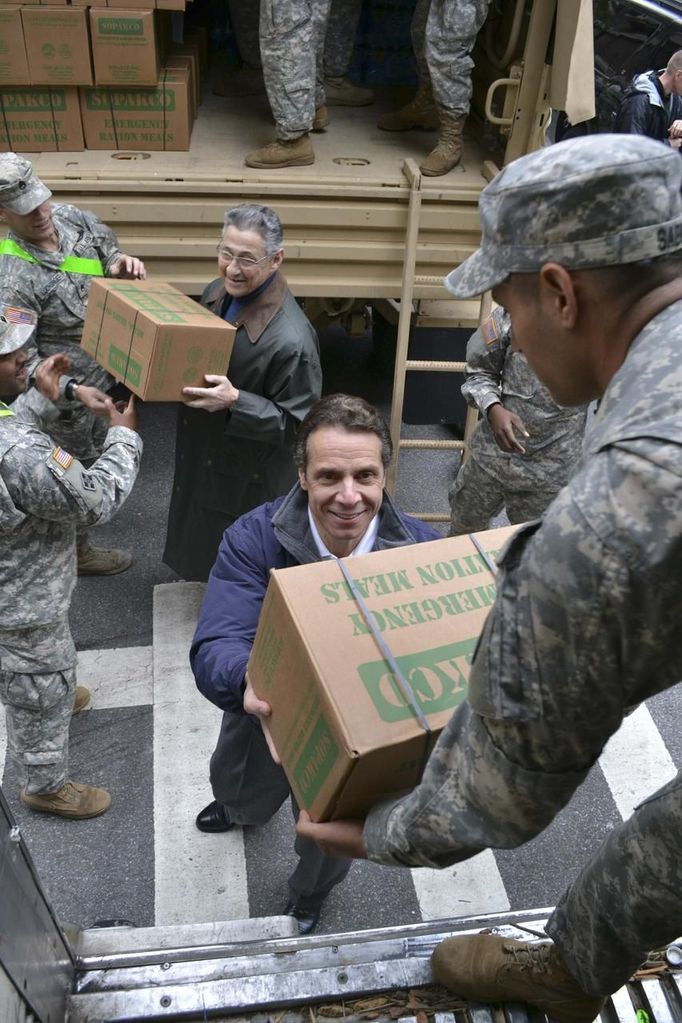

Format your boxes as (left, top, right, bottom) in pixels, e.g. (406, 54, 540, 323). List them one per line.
(89, 8, 158, 85)
(80, 278, 235, 401)
(0, 7, 29, 85)
(1, 0, 69, 6)
(22, 7, 93, 86)
(73, 0, 185, 7)
(0, 85, 83, 150)
(167, 39, 199, 103)
(248, 527, 517, 821)
(79, 66, 191, 149)
(164, 51, 196, 117)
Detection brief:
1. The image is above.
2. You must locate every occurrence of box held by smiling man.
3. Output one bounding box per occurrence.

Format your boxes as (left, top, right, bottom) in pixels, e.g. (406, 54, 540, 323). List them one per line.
(80, 278, 235, 401)
(248, 526, 517, 822)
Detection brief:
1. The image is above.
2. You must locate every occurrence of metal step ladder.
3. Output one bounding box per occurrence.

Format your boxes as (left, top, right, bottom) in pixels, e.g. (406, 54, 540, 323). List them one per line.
(386, 160, 492, 522)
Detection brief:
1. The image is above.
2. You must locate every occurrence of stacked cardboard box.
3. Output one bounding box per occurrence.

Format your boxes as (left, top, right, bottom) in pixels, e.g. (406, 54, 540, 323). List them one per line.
(0, 5, 201, 151)
(0, 85, 83, 149)
(80, 64, 192, 150)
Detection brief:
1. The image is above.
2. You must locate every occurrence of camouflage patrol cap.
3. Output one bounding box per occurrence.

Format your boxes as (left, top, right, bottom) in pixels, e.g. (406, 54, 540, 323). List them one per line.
(0, 153, 51, 215)
(445, 135, 682, 299)
(0, 314, 34, 356)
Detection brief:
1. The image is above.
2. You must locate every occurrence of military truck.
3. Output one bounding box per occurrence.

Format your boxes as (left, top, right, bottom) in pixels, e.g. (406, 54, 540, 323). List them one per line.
(19, 0, 593, 502)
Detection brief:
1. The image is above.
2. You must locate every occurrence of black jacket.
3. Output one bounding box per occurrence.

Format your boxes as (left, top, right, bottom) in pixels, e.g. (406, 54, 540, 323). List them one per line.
(163, 272, 322, 581)
(615, 71, 682, 142)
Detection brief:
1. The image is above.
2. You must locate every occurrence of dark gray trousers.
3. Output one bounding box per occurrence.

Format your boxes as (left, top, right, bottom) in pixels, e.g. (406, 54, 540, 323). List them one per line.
(547, 769, 682, 996)
(210, 710, 352, 907)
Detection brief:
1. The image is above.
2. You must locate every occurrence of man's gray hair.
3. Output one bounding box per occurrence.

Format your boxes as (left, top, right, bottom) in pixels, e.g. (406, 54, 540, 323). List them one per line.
(222, 204, 284, 256)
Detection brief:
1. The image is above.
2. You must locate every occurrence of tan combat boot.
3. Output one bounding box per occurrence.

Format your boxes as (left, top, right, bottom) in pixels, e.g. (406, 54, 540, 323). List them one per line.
(77, 545, 133, 576)
(312, 106, 329, 131)
(420, 114, 466, 176)
(72, 685, 91, 715)
(324, 75, 373, 107)
(431, 935, 606, 1023)
(245, 135, 314, 168)
(377, 82, 440, 131)
(21, 781, 111, 819)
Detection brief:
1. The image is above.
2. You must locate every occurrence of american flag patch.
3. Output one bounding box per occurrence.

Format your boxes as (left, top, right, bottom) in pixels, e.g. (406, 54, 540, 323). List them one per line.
(51, 447, 73, 470)
(3, 305, 36, 326)
(481, 316, 499, 345)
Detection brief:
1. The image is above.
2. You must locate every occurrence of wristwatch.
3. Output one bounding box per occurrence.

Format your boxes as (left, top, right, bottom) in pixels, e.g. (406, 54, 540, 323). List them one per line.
(64, 378, 81, 402)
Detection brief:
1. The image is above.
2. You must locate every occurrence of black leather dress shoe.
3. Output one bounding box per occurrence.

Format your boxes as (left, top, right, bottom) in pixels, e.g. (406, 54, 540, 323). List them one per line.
(195, 800, 234, 833)
(284, 899, 322, 935)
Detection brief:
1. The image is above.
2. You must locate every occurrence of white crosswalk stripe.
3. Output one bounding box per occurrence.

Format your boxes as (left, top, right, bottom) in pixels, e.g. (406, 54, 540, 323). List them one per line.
(152, 582, 249, 926)
(599, 703, 677, 820)
(413, 849, 510, 919)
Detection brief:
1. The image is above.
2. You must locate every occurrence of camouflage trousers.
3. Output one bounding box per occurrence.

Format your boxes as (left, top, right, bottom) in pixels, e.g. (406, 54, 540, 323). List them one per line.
(260, 0, 333, 138)
(412, 0, 492, 118)
(210, 710, 352, 904)
(448, 455, 559, 535)
(229, 0, 362, 80)
(547, 770, 682, 995)
(0, 618, 77, 795)
(325, 0, 364, 77)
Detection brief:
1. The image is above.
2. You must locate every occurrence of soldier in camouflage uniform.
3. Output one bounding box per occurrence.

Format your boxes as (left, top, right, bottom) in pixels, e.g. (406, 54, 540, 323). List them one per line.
(0, 153, 145, 575)
(297, 135, 682, 1021)
(449, 305, 587, 534)
(245, 0, 332, 169)
(379, 0, 492, 176)
(222, 0, 371, 107)
(0, 318, 141, 819)
(323, 0, 372, 106)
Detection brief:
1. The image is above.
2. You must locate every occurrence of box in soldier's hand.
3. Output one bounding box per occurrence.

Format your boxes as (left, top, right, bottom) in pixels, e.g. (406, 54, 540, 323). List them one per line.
(248, 527, 517, 822)
(80, 279, 235, 401)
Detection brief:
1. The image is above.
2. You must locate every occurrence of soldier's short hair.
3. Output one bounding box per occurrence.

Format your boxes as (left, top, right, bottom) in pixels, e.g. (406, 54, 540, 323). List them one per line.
(222, 204, 283, 257)
(666, 50, 682, 75)
(295, 394, 393, 472)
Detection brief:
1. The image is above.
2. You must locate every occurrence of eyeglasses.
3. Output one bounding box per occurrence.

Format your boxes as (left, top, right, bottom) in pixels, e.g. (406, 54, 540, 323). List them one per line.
(216, 246, 271, 269)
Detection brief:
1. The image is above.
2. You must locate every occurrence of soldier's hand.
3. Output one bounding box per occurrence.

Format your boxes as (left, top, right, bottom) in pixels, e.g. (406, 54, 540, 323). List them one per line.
(36, 353, 70, 401)
(296, 810, 368, 860)
(487, 403, 529, 454)
(110, 254, 147, 280)
(243, 672, 280, 764)
(76, 385, 115, 417)
(669, 119, 682, 140)
(182, 374, 240, 412)
(108, 394, 139, 432)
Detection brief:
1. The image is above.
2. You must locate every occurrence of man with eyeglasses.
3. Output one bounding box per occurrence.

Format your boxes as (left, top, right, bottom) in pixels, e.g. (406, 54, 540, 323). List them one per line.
(163, 203, 322, 582)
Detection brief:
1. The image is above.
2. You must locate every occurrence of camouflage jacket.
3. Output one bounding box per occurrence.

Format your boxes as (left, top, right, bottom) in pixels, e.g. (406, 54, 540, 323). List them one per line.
(364, 300, 682, 867)
(0, 202, 123, 390)
(463, 307, 587, 484)
(0, 389, 141, 668)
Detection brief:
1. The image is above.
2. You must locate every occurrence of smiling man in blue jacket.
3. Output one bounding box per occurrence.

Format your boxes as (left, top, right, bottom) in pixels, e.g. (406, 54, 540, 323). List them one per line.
(190, 393, 439, 934)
